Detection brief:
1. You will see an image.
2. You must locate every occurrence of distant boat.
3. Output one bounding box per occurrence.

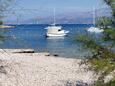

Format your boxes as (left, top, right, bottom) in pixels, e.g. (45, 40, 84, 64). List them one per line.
(45, 8, 69, 37)
(87, 27, 104, 33)
(87, 7, 104, 33)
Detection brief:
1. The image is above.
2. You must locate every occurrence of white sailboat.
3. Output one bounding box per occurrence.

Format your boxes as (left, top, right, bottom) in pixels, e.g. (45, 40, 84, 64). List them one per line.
(45, 8, 69, 37)
(87, 7, 104, 33)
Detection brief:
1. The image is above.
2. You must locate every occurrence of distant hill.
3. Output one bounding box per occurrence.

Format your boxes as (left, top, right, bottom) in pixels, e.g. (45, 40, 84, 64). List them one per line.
(6, 7, 112, 24)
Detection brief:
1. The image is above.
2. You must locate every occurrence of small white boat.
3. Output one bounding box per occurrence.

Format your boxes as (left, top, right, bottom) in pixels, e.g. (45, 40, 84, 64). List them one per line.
(87, 7, 104, 33)
(45, 25, 69, 37)
(87, 27, 104, 33)
(45, 8, 69, 37)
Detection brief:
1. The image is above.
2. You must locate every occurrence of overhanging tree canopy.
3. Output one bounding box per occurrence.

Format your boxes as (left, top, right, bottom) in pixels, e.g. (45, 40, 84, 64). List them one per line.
(103, 0, 115, 24)
(0, 0, 14, 20)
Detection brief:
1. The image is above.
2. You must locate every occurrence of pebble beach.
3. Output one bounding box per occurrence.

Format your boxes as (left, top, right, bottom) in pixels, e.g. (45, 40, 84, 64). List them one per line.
(0, 49, 98, 86)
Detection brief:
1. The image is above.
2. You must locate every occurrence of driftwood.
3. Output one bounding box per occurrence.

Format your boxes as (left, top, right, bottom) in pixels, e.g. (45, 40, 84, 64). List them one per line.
(0, 49, 35, 53)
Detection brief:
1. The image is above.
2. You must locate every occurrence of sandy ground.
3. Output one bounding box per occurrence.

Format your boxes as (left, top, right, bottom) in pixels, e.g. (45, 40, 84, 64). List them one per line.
(0, 52, 98, 86)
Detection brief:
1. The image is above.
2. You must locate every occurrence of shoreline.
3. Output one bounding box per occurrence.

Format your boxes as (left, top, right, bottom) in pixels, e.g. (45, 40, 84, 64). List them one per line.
(0, 49, 98, 86)
(0, 25, 15, 29)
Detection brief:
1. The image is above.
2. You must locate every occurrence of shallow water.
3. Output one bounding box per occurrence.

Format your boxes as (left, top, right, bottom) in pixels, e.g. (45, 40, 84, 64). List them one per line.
(0, 24, 102, 58)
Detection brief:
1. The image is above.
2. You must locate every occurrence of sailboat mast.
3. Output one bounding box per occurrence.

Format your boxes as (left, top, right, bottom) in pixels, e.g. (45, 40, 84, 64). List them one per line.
(53, 8, 56, 25)
(17, 14, 21, 25)
(93, 7, 96, 27)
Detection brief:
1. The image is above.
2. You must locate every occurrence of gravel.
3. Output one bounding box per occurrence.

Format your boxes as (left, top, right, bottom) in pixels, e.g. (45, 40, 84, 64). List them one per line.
(0, 52, 98, 86)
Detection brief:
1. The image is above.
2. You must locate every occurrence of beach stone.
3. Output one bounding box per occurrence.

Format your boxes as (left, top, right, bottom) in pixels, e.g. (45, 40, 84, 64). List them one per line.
(104, 70, 115, 83)
(53, 54, 59, 57)
(44, 52, 51, 56)
(0, 65, 7, 74)
(65, 81, 73, 86)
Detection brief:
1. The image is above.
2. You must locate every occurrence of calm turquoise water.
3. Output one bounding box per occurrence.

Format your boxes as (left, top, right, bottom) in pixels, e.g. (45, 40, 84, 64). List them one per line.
(0, 24, 102, 58)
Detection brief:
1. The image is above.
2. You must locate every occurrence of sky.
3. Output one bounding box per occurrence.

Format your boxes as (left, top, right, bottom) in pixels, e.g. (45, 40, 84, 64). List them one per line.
(5, 0, 109, 24)
(14, 0, 107, 10)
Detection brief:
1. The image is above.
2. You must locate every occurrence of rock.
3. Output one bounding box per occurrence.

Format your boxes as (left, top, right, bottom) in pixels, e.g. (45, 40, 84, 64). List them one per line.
(104, 70, 115, 83)
(53, 54, 59, 57)
(0, 65, 7, 74)
(44, 53, 50, 56)
(76, 81, 88, 86)
(66, 81, 73, 86)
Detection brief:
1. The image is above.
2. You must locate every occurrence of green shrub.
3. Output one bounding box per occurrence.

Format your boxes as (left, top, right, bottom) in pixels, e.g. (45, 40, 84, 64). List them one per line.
(76, 35, 115, 59)
(0, 21, 3, 25)
(104, 29, 115, 40)
(93, 80, 115, 86)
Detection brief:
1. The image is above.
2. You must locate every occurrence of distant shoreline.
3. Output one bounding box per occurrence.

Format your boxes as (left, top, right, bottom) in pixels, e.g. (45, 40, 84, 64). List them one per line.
(5, 23, 94, 25)
(0, 25, 15, 29)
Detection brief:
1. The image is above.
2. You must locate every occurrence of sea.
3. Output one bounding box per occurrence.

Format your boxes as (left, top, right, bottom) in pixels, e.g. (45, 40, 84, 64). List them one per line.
(0, 24, 103, 59)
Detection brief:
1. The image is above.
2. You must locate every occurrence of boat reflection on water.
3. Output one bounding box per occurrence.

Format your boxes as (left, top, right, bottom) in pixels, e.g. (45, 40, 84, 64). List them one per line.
(46, 36, 65, 40)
